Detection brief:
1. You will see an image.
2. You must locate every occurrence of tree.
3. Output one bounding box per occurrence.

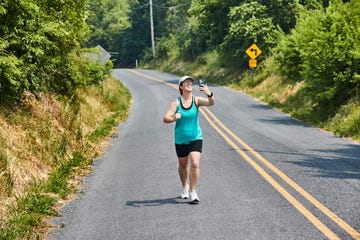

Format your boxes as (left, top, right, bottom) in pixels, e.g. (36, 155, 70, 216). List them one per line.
(273, 0, 360, 119)
(188, 0, 240, 49)
(153, 0, 192, 60)
(117, 0, 150, 67)
(156, 0, 240, 61)
(220, 1, 277, 68)
(86, 0, 132, 52)
(0, 0, 106, 100)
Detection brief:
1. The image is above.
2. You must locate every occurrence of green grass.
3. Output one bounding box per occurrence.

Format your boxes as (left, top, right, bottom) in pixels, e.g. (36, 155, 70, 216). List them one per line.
(0, 190, 57, 240)
(0, 153, 92, 240)
(89, 80, 131, 142)
(0, 77, 131, 239)
(45, 152, 85, 198)
(88, 113, 120, 142)
(326, 100, 360, 139)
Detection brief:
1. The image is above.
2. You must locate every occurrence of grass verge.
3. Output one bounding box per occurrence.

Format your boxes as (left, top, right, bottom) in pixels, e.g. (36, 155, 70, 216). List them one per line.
(0, 77, 131, 239)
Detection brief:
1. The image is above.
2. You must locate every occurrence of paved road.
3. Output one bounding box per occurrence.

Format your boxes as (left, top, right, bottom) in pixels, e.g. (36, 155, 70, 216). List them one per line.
(50, 69, 360, 240)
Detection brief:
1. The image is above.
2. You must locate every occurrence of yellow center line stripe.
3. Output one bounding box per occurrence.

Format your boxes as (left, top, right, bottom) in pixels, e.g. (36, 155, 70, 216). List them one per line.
(199, 108, 340, 240)
(127, 69, 360, 239)
(202, 107, 360, 240)
(128, 69, 176, 88)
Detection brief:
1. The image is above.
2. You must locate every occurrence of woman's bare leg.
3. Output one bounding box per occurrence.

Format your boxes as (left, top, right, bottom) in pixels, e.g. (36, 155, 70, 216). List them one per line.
(178, 156, 188, 186)
(189, 151, 201, 191)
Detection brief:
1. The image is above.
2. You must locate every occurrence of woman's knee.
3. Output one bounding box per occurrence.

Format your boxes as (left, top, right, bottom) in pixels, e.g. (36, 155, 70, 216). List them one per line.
(189, 152, 201, 168)
(190, 160, 200, 169)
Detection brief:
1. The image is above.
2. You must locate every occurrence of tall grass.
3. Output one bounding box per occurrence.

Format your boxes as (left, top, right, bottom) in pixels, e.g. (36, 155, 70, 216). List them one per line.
(326, 100, 360, 139)
(0, 77, 131, 239)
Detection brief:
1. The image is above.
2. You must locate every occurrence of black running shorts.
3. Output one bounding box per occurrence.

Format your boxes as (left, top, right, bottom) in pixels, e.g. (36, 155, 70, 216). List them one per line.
(175, 139, 203, 157)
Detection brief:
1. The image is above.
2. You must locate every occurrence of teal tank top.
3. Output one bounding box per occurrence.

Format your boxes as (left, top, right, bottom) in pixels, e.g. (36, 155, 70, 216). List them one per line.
(174, 96, 202, 144)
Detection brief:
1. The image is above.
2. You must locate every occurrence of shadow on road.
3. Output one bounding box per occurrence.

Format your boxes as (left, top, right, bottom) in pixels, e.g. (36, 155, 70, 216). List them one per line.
(258, 116, 309, 127)
(286, 144, 360, 180)
(254, 115, 359, 180)
(241, 144, 359, 180)
(126, 197, 188, 207)
(250, 145, 360, 180)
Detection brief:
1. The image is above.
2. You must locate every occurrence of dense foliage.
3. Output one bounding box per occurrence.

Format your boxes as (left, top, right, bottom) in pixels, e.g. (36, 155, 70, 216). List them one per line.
(96, 0, 335, 66)
(273, 0, 360, 119)
(219, 1, 278, 67)
(86, 0, 132, 67)
(0, 0, 112, 103)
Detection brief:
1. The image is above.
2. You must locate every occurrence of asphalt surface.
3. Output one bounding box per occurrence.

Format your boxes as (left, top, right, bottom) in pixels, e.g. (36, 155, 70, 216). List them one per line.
(49, 69, 360, 240)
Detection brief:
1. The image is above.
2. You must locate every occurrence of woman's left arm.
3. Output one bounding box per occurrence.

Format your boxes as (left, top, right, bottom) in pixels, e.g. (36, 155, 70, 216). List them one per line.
(197, 84, 215, 106)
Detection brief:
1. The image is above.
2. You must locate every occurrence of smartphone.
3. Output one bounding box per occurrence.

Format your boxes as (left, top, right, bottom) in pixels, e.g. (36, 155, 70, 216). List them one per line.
(198, 79, 205, 86)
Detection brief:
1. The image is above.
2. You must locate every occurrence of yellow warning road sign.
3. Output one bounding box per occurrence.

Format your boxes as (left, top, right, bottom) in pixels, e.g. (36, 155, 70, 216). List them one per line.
(246, 43, 262, 60)
(249, 59, 257, 68)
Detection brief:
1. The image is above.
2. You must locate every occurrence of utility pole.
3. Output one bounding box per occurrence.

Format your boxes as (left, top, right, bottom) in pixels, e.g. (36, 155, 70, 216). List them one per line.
(149, 0, 155, 58)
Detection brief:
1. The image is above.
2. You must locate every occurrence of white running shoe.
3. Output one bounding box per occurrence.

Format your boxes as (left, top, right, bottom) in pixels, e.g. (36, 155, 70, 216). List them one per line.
(181, 184, 189, 199)
(189, 190, 199, 204)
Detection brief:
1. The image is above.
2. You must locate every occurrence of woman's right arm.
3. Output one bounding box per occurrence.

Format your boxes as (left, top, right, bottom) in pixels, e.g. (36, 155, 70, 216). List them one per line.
(163, 100, 179, 123)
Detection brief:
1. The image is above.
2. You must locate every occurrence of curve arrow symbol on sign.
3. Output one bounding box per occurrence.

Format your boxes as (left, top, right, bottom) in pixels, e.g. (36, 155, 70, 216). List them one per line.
(250, 48, 257, 56)
(246, 43, 262, 60)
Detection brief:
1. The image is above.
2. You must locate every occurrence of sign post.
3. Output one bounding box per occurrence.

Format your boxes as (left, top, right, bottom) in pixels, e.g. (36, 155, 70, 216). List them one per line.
(245, 43, 262, 68)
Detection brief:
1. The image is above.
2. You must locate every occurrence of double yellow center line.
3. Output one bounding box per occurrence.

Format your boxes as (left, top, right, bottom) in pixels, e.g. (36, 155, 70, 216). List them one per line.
(128, 69, 360, 240)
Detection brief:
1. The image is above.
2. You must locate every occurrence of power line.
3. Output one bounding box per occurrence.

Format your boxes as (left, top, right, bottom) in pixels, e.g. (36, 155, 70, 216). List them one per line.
(153, 2, 191, 9)
(130, 2, 191, 11)
(131, 3, 149, 10)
